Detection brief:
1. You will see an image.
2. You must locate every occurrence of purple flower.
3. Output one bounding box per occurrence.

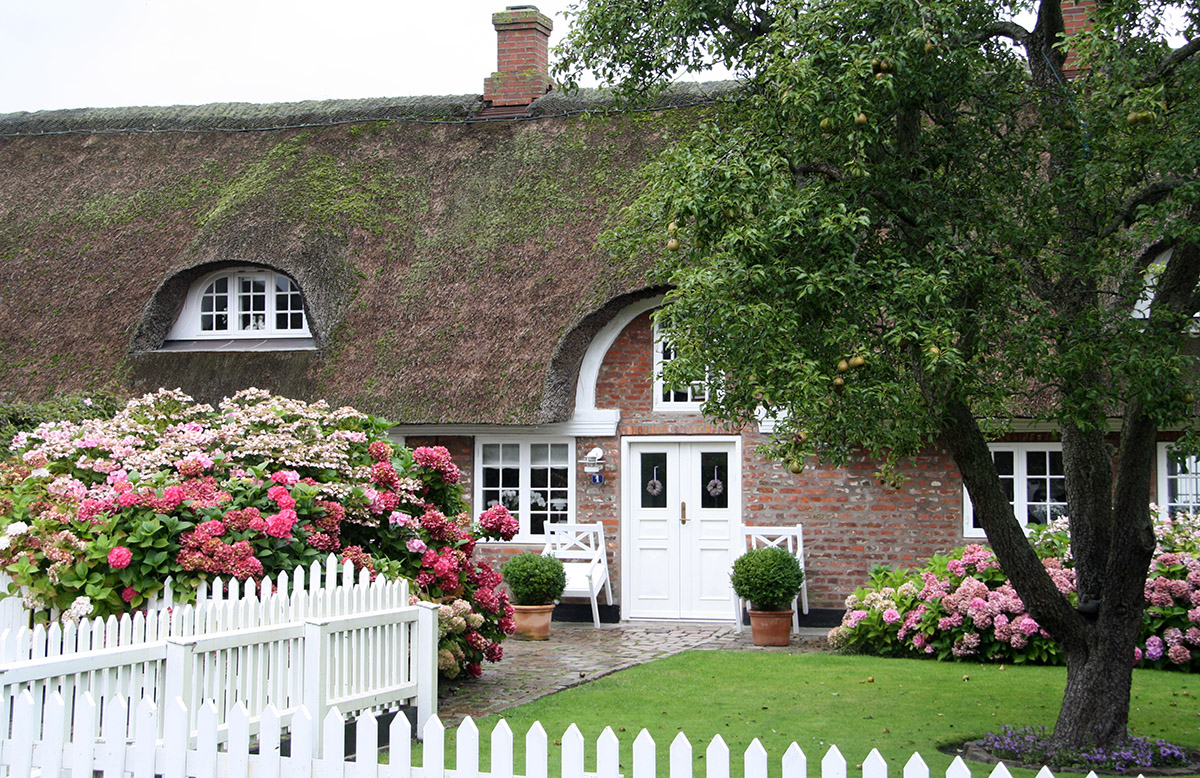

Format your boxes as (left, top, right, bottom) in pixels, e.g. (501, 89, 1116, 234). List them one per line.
(1145, 635, 1165, 661)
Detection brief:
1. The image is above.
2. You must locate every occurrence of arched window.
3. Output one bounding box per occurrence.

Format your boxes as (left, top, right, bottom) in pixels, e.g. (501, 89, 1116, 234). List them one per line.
(165, 267, 311, 343)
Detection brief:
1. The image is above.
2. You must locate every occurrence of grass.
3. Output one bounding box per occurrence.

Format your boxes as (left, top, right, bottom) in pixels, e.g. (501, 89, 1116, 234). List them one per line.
(413, 652, 1200, 778)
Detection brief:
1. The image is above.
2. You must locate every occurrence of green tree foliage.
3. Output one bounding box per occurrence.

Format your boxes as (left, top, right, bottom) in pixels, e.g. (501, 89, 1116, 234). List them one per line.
(559, 0, 1200, 750)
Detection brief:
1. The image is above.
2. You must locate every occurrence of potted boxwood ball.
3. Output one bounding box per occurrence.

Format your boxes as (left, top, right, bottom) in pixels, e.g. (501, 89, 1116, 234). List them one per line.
(501, 552, 567, 640)
(730, 546, 805, 646)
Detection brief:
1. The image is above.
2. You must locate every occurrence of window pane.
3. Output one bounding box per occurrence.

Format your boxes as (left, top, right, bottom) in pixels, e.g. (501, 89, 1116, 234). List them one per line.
(993, 451, 1014, 476)
(1024, 448, 1066, 528)
(641, 452, 668, 509)
(238, 276, 268, 330)
(531, 444, 549, 467)
(700, 451, 729, 510)
(1167, 452, 1200, 514)
(200, 279, 230, 333)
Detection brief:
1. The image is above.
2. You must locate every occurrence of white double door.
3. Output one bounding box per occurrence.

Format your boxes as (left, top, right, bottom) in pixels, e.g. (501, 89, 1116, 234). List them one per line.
(624, 439, 739, 620)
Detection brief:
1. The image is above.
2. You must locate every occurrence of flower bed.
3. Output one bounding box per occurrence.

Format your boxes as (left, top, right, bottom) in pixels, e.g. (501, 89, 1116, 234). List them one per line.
(0, 388, 518, 677)
(828, 512, 1200, 670)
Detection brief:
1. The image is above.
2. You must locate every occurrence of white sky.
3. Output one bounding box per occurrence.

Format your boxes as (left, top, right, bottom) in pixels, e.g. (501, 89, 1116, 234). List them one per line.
(0, 0, 628, 115)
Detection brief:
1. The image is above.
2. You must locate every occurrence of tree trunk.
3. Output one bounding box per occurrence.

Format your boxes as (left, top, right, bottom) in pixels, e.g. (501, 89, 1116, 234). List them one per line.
(1052, 607, 1144, 747)
(939, 399, 1153, 750)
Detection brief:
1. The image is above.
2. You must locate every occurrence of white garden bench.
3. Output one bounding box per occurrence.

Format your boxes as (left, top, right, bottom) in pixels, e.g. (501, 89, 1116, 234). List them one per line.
(732, 524, 809, 634)
(542, 522, 613, 628)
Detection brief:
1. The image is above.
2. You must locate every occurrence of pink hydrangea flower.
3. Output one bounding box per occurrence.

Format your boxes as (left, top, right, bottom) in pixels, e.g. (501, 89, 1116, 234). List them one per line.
(269, 470, 301, 486)
(407, 538, 427, 554)
(121, 586, 138, 603)
(108, 546, 133, 569)
(265, 510, 298, 539)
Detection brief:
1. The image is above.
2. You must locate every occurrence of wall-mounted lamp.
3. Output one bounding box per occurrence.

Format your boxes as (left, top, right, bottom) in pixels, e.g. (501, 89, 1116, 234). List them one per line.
(584, 446, 605, 473)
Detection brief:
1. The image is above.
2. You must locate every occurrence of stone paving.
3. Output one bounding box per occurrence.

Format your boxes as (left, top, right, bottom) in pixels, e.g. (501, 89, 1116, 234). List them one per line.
(436, 621, 830, 726)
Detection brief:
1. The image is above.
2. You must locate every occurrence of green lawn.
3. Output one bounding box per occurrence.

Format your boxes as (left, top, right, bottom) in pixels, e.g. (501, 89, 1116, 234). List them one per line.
(416, 652, 1200, 778)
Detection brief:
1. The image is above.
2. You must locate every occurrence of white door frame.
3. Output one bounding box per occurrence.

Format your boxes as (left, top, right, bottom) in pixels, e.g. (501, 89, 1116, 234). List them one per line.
(619, 434, 743, 621)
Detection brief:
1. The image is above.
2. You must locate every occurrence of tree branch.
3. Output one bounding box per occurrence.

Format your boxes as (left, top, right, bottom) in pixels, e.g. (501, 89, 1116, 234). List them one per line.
(1100, 177, 1189, 238)
(1141, 37, 1200, 88)
(979, 20, 1031, 45)
(790, 161, 846, 182)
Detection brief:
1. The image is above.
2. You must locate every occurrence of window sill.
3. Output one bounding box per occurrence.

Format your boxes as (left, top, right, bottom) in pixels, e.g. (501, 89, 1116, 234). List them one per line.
(158, 338, 317, 352)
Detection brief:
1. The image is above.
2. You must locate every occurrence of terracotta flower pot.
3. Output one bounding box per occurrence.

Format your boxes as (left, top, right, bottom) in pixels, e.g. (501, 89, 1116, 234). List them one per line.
(512, 603, 556, 640)
(748, 608, 794, 646)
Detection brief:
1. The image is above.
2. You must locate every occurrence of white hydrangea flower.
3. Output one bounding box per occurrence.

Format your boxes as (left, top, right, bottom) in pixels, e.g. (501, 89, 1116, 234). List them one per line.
(5, 522, 30, 537)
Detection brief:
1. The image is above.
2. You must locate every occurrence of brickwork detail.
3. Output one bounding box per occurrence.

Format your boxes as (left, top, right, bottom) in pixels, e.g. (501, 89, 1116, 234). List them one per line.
(483, 7, 553, 107)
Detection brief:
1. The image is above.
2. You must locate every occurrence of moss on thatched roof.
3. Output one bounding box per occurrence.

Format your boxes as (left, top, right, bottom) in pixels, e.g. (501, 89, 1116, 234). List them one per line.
(0, 86, 723, 423)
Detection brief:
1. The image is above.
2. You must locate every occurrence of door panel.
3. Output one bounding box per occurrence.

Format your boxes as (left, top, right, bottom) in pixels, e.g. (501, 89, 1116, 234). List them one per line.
(627, 440, 738, 620)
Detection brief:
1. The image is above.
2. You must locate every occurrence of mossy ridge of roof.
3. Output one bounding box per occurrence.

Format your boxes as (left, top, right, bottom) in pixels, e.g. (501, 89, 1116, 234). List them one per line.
(0, 106, 678, 422)
(0, 82, 741, 136)
(0, 95, 480, 135)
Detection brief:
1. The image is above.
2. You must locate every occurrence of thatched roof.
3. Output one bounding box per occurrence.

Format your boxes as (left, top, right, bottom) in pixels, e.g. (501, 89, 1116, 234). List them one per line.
(0, 86, 735, 423)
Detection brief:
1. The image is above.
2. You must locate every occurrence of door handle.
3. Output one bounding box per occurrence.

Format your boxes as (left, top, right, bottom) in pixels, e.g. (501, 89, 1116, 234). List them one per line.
(681, 501, 687, 524)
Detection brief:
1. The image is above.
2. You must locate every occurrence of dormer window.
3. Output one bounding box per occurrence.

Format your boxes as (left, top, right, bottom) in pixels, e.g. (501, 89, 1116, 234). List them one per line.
(163, 268, 313, 350)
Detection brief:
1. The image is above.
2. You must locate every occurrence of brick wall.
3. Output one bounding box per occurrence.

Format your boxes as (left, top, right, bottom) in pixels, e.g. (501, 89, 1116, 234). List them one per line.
(1062, 0, 1094, 76)
(593, 311, 968, 609)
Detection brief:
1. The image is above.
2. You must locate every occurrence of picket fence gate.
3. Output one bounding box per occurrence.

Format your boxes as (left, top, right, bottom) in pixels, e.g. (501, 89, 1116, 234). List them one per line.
(0, 691, 1093, 778)
(0, 558, 438, 748)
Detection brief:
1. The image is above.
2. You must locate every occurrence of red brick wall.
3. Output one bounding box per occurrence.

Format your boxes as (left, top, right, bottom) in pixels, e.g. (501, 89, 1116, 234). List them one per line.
(1062, 0, 1094, 76)
(592, 311, 968, 610)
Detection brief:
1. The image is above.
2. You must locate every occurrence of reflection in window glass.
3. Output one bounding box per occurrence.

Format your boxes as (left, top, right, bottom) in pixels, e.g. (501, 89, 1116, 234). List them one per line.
(700, 451, 729, 510)
(641, 452, 668, 509)
(529, 443, 570, 536)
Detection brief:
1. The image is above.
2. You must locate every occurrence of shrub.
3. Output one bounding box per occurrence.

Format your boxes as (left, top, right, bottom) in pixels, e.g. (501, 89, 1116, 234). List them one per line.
(0, 394, 120, 458)
(730, 546, 805, 611)
(502, 553, 566, 605)
(828, 512, 1200, 671)
(0, 388, 519, 678)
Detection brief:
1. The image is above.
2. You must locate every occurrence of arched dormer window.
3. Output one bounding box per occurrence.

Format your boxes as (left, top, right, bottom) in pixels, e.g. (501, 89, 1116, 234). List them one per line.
(164, 267, 313, 348)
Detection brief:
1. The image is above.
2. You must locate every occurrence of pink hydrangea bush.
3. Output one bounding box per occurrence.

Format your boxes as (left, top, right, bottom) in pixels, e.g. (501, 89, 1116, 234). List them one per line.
(0, 388, 518, 677)
(829, 513, 1200, 671)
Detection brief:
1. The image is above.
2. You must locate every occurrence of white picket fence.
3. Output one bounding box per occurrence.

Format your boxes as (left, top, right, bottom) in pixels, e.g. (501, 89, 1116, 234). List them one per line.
(0, 691, 1084, 778)
(0, 554, 379, 635)
(0, 558, 438, 749)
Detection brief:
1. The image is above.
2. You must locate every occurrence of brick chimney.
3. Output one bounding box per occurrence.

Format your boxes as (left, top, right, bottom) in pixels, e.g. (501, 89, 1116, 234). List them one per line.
(483, 5, 554, 107)
(1061, 0, 1094, 77)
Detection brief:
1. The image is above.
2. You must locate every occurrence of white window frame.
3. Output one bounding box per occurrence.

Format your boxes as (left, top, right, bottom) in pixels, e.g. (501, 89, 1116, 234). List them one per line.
(1157, 443, 1200, 517)
(167, 267, 311, 340)
(652, 324, 709, 412)
(963, 442, 1066, 538)
(474, 438, 576, 543)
